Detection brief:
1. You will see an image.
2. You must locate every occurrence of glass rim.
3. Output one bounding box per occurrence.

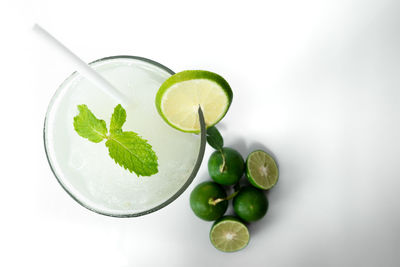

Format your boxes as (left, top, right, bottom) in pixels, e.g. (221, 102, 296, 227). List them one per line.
(43, 55, 206, 218)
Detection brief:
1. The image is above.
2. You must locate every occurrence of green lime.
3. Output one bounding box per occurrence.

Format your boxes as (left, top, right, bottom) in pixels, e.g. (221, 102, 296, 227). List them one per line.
(233, 186, 268, 222)
(208, 147, 245, 185)
(155, 70, 233, 133)
(209, 216, 250, 252)
(190, 181, 228, 221)
(246, 150, 279, 190)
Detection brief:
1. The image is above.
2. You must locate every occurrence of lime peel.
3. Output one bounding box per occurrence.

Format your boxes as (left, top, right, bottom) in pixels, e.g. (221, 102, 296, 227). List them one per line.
(156, 70, 233, 133)
(210, 216, 250, 252)
(246, 150, 279, 190)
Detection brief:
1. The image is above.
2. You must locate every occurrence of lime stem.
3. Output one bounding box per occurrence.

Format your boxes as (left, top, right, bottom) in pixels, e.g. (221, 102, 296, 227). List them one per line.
(225, 190, 239, 200)
(208, 197, 225, 206)
(208, 185, 241, 206)
(219, 149, 226, 172)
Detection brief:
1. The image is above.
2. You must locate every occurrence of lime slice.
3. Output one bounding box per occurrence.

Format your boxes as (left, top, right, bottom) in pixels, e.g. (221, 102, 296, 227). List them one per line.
(246, 150, 279, 190)
(156, 70, 233, 133)
(210, 216, 249, 252)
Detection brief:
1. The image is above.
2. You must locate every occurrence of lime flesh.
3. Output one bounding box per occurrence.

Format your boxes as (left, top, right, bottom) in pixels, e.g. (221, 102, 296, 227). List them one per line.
(155, 70, 233, 133)
(246, 150, 279, 190)
(210, 216, 249, 252)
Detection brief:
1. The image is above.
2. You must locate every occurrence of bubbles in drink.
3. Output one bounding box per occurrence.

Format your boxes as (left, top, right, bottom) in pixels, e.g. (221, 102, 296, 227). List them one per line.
(45, 57, 200, 216)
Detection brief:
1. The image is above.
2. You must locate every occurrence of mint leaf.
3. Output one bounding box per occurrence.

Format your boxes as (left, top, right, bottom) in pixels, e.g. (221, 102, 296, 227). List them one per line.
(73, 104, 107, 143)
(206, 126, 223, 150)
(110, 104, 126, 134)
(106, 131, 158, 176)
(73, 104, 159, 176)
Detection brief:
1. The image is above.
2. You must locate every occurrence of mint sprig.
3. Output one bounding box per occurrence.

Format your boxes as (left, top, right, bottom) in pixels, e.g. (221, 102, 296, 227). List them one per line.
(73, 104, 158, 177)
(73, 105, 108, 143)
(110, 104, 126, 134)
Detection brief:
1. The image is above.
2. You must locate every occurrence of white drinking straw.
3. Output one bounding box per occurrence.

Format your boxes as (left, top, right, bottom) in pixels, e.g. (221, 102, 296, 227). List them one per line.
(33, 24, 128, 106)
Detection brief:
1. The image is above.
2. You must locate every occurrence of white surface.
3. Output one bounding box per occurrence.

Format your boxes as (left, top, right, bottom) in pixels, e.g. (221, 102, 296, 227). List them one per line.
(33, 24, 129, 106)
(1, 0, 400, 266)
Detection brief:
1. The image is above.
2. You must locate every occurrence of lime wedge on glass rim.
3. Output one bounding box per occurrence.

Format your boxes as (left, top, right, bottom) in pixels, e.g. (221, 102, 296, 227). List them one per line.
(210, 216, 250, 252)
(246, 150, 279, 190)
(155, 70, 233, 133)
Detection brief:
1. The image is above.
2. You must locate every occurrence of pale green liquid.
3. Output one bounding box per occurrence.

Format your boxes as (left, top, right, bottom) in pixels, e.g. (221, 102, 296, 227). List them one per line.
(45, 57, 200, 216)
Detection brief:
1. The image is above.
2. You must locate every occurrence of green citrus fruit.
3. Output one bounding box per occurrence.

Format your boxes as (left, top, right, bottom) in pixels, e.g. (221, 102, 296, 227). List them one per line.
(190, 181, 228, 221)
(233, 186, 268, 222)
(208, 147, 245, 185)
(246, 150, 279, 190)
(209, 216, 250, 252)
(155, 70, 233, 133)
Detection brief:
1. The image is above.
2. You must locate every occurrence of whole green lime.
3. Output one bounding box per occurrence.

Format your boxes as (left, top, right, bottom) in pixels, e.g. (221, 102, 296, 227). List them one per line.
(233, 186, 268, 222)
(190, 181, 228, 221)
(208, 147, 245, 185)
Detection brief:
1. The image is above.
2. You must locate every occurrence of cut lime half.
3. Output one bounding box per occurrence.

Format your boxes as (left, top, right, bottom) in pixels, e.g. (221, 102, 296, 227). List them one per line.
(246, 150, 279, 190)
(156, 70, 233, 133)
(209, 216, 249, 252)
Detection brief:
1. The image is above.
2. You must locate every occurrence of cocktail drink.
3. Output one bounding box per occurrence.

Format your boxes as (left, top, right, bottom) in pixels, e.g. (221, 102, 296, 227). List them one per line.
(44, 56, 205, 217)
(38, 25, 274, 253)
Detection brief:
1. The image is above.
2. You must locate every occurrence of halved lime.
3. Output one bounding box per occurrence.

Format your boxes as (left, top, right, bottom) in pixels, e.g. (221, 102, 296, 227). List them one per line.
(246, 150, 279, 190)
(155, 70, 233, 133)
(209, 216, 249, 252)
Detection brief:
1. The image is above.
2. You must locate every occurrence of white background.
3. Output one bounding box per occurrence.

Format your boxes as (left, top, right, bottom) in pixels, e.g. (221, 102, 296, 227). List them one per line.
(1, 0, 400, 266)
